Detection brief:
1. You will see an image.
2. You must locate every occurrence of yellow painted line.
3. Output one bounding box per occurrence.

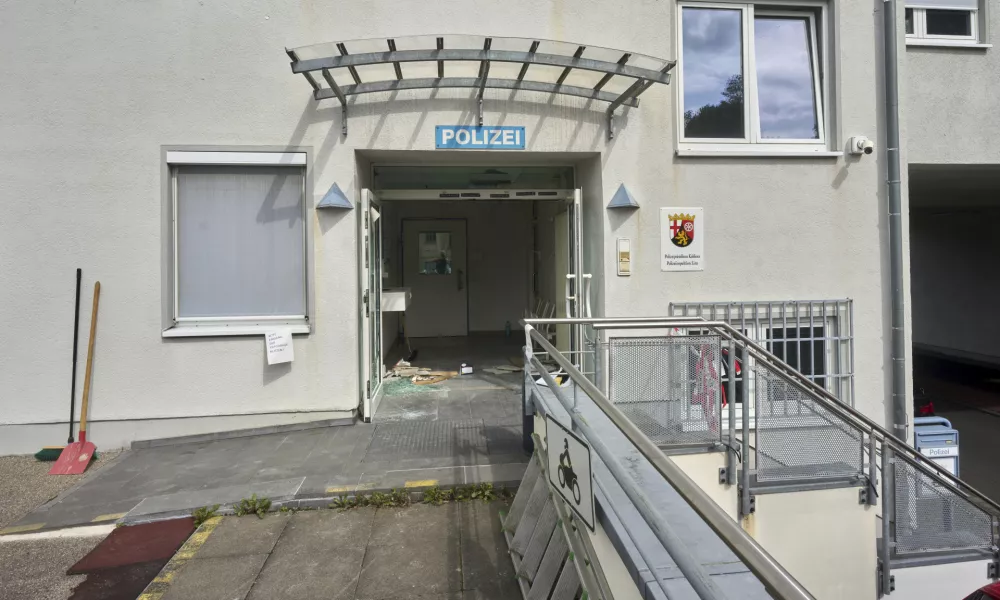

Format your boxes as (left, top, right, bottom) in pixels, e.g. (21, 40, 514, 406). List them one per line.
(0, 523, 45, 535)
(136, 516, 222, 600)
(356, 482, 375, 491)
(404, 479, 439, 488)
(325, 485, 353, 494)
(91, 512, 127, 523)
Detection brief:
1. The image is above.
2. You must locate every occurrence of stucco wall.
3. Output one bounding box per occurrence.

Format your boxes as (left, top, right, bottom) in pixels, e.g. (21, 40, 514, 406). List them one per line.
(905, 16, 1000, 164)
(669, 452, 738, 520)
(0, 0, 903, 451)
(748, 487, 878, 600)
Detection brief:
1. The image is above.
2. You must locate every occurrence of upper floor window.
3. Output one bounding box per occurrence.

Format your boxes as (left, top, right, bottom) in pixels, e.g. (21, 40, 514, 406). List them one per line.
(905, 0, 980, 46)
(677, 2, 829, 154)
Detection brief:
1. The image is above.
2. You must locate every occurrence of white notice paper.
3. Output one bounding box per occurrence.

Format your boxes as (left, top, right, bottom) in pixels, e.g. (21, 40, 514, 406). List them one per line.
(660, 207, 705, 271)
(265, 330, 294, 365)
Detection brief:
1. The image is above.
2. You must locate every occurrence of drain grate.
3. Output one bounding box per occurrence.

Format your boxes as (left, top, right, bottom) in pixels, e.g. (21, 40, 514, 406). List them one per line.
(364, 419, 488, 462)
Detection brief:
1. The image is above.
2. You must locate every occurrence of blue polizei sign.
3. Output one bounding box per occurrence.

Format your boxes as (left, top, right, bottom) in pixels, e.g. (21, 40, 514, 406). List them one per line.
(436, 126, 525, 150)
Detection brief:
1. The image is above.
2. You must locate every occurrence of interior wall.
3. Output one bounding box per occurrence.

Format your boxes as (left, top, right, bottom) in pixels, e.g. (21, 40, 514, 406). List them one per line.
(910, 207, 1000, 364)
(535, 201, 563, 315)
(387, 200, 533, 332)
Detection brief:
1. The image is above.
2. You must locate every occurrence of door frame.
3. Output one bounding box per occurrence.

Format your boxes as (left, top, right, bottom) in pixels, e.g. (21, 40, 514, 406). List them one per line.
(400, 217, 471, 337)
(359, 189, 385, 422)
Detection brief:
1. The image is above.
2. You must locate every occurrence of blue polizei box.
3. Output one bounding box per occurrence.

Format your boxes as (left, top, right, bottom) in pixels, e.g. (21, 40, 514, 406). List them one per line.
(435, 126, 525, 150)
(913, 416, 959, 477)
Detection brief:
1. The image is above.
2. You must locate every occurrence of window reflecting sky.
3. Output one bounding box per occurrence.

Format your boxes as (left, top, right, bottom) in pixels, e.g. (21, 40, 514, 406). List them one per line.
(754, 17, 819, 139)
(682, 8, 743, 116)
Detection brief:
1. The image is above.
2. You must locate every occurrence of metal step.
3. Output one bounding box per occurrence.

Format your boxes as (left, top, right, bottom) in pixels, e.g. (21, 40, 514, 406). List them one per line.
(527, 525, 569, 600)
(519, 502, 557, 581)
(501, 442, 608, 600)
(549, 556, 582, 600)
(511, 474, 550, 555)
(504, 457, 542, 532)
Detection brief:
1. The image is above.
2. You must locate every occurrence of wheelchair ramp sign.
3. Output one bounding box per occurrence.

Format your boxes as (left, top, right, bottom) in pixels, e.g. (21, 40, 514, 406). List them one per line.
(546, 414, 595, 531)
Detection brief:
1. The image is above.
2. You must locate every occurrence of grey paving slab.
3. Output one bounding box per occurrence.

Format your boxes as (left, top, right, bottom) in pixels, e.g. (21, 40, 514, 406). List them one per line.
(276, 509, 376, 552)
(161, 554, 268, 600)
(470, 401, 511, 422)
(369, 503, 462, 547)
(460, 501, 516, 592)
(438, 398, 474, 421)
(127, 477, 305, 520)
(195, 514, 289, 559)
(354, 539, 464, 598)
(246, 544, 366, 600)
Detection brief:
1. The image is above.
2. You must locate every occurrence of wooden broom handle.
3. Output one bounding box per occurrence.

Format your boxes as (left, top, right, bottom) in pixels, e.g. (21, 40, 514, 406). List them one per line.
(79, 282, 100, 434)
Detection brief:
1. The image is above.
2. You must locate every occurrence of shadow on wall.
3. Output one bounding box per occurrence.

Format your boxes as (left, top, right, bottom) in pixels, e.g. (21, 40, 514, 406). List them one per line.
(289, 90, 632, 154)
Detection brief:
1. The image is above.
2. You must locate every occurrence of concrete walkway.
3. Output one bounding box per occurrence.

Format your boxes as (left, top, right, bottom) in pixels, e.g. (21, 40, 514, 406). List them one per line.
(4, 373, 528, 534)
(145, 503, 518, 600)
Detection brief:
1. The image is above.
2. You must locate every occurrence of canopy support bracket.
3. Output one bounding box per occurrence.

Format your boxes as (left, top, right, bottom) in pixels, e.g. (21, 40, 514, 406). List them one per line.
(477, 38, 492, 126)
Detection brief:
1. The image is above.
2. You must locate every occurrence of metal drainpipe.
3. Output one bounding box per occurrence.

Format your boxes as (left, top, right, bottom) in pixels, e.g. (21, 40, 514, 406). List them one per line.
(883, 0, 908, 441)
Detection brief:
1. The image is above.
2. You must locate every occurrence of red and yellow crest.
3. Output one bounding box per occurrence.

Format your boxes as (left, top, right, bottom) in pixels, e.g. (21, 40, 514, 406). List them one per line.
(668, 213, 695, 247)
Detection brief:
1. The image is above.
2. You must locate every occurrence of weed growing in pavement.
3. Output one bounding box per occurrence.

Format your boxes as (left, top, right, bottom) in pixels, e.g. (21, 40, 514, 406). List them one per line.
(422, 486, 454, 505)
(328, 489, 411, 510)
(278, 505, 315, 514)
(329, 484, 513, 511)
(235, 494, 271, 518)
(192, 504, 221, 527)
(422, 483, 513, 505)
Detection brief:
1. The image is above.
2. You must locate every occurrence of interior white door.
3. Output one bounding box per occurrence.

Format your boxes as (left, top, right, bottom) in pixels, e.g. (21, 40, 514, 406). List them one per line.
(360, 189, 385, 421)
(403, 219, 469, 337)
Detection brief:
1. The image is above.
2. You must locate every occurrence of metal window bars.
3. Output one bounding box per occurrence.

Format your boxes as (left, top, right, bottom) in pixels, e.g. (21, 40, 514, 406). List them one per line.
(524, 316, 1000, 599)
(669, 300, 855, 407)
(286, 36, 675, 138)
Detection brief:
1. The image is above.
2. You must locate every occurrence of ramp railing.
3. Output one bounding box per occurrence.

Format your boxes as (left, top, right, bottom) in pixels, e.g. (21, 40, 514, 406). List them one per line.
(525, 316, 1000, 597)
(522, 319, 814, 600)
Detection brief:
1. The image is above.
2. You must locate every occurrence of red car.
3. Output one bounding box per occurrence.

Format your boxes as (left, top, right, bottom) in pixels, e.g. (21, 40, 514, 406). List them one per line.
(963, 582, 1000, 600)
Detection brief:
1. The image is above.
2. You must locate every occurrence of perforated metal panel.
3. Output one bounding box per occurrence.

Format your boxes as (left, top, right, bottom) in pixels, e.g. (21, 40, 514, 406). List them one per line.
(893, 456, 995, 555)
(607, 335, 724, 447)
(752, 361, 864, 482)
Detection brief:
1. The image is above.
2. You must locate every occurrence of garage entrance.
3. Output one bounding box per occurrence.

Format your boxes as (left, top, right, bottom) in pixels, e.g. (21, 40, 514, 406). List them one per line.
(358, 165, 585, 421)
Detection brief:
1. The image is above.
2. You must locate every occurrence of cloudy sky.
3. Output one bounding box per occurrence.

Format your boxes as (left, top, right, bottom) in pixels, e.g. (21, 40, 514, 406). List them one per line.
(682, 8, 819, 139)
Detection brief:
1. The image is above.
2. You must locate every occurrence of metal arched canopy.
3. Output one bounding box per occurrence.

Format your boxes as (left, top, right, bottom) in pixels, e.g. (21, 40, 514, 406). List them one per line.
(285, 35, 675, 139)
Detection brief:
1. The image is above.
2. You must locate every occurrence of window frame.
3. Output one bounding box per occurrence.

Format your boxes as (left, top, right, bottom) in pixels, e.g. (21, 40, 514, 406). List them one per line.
(161, 148, 313, 338)
(905, 6, 979, 44)
(676, 0, 831, 155)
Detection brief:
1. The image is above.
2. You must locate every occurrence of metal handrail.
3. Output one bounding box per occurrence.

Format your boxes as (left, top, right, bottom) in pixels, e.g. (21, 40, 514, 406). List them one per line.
(523, 322, 815, 600)
(528, 316, 1000, 519)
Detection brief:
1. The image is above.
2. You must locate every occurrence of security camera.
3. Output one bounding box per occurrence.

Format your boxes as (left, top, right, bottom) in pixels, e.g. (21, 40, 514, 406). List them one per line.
(849, 136, 875, 156)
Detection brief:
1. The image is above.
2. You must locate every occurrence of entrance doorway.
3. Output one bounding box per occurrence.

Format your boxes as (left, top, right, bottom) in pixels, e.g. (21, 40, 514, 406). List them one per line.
(357, 164, 587, 422)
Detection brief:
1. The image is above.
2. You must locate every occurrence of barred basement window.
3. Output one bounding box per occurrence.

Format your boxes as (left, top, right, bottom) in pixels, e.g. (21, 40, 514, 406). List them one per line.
(669, 300, 855, 421)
